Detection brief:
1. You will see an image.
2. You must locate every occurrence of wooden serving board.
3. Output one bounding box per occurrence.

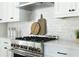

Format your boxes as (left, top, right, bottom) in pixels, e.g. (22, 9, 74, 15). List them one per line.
(38, 14, 47, 35)
(31, 22, 41, 35)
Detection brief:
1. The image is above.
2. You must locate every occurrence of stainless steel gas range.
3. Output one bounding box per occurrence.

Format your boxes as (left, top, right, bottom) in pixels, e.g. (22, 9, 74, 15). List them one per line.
(11, 35, 58, 57)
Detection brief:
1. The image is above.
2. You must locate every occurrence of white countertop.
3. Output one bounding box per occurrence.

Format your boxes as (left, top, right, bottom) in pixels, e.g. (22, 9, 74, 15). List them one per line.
(44, 39, 79, 49)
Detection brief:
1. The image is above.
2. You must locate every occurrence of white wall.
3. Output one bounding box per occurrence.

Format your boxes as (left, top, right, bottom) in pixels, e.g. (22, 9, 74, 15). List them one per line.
(8, 6, 79, 41)
(29, 6, 79, 41)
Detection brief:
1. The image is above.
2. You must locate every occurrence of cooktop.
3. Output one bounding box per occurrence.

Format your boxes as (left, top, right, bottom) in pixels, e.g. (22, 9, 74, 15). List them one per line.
(16, 35, 59, 42)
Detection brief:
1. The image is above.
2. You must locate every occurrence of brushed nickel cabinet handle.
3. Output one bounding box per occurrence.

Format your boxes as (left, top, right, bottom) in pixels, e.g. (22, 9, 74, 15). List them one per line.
(69, 9, 72, 12)
(72, 9, 75, 11)
(10, 17, 14, 19)
(57, 52, 67, 55)
(0, 19, 2, 20)
(4, 47, 7, 49)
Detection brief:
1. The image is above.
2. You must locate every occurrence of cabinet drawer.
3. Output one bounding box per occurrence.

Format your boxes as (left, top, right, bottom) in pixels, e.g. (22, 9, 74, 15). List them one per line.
(44, 44, 79, 57)
(44, 45, 68, 57)
(68, 48, 79, 57)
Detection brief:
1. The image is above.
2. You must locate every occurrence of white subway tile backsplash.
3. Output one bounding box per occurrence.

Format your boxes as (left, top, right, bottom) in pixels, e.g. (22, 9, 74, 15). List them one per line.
(7, 7, 79, 41)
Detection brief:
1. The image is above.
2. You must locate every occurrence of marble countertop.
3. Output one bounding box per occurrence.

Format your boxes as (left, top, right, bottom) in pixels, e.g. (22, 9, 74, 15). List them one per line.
(44, 39, 79, 49)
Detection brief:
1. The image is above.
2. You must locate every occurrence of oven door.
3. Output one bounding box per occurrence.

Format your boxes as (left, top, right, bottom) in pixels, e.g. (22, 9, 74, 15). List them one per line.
(14, 53, 25, 57)
(11, 48, 43, 57)
(11, 49, 30, 57)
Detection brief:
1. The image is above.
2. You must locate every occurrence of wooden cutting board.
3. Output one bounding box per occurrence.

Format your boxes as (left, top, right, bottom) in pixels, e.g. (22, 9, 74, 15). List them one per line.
(38, 14, 47, 35)
(31, 22, 41, 35)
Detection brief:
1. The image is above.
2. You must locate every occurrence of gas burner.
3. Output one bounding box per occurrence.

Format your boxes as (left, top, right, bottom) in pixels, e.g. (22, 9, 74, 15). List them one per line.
(16, 35, 59, 42)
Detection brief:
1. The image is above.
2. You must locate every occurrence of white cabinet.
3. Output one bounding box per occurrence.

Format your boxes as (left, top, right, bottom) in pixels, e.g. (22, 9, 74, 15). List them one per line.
(7, 2, 19, 22)
(0, 2, 35, 23)
(44, 45, 68, 57)
(0, 3, 7, 22)
(44, 44, 79, 57)
(68, 48, 79, 57)
(0, 38, 12, 57)
(55, 2, 79, 18)
(0, 2, 54, 23)
(0, 2, 19, 23)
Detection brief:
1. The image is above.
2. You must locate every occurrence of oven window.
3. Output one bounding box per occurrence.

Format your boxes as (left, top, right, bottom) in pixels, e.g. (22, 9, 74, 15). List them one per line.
(14, 53, 25, 57)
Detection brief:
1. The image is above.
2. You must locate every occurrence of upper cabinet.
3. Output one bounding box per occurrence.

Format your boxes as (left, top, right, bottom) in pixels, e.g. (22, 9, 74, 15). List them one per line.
(7, 2, 19, 22)
(1, 2, 79, 23)
(0, 2, 54, 23)
(55, 2, 79, 18)
(0, 2, 19, 23)
(0, 3, 8, 22)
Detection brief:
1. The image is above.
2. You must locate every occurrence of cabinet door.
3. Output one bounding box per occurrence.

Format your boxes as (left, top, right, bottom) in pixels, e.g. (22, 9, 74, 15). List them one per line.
(55, 2, 77, 18)
(2, 3, 8, 22)
(0, 42, 8, 57)
(44, 45, 68, 57)
(44, 44, 79, 57)
(0, 2, 19, 23)
(67, 2, 78, 17)
(75, 2, 79, 16)
(7, 2, 19, 22)
(68, 48, 79, 57)
(0, 38, 11, 57)
(0, 3, 7, 22)
(0, 47, 7, 57)
(0, 2, 17, 22)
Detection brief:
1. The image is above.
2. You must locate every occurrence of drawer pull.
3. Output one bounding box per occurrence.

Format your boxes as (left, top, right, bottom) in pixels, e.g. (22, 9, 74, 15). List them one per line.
(57, 52, 67, 55)
(69, 9, 72, 12)
(72, 9, 75, 11)
(10, 17, 14, 19)
(0, 19, 2, 20)
(4, 47, 7, 49)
